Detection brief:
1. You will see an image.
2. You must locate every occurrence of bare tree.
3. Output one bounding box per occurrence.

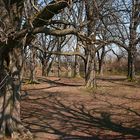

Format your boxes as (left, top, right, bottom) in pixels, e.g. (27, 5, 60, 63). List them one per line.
(0, 0, 78, 138)
(100, 0, 140, 80)
(0, 0, 139, 138)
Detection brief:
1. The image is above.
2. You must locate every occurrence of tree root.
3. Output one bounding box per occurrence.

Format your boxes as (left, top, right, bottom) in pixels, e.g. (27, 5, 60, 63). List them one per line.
(0, 122, 33, 140)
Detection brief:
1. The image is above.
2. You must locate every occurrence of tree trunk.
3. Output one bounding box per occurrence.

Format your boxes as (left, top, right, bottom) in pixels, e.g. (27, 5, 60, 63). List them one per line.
(74, 44, 81, 78)
(47, 57, 55, 76)
(98, 59, 104, 76)
(42, 59, 48, 77)
(67, 63, 72, 78)
(85, 48, 96, 88)
(127, 0, 138, 81)
(57, 55, 61, 77)
(29, 47, 37, 83)
(127, 50, 135, 80)
(30, 65, 36, 83)
(84, 0, 97, 88)
(97, 47, 105, 76)
(74, 57, 81, 78)
(57, 38, 61, 78)
(0, 47, 32, 139)
(42, 53, 54, 77)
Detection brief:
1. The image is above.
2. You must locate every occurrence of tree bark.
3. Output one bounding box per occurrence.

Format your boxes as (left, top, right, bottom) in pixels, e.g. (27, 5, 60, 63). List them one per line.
(0, 47, 32, 139)
(67, 63, 72, 78)
(74, 56, 81, 78)
(42, 59, 48, 77)
(74, 45, 81, 78)
(57, 39, 61, 78)
(57, 56, 61, 77)
(127, 50, 136, 80)
(97, 47, 105, 76)
(29, 47, 37, 83)
(98, 59, 104, 76)
(127, 0, 139, 81)
(84, 0, 97, 88)
(85, 48, 96, 88)
(0, 0, 73, 138)
(0, 1, 31, 137)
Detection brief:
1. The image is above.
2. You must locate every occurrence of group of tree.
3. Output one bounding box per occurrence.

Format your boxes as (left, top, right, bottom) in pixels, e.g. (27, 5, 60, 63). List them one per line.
(0, 0, 139, 138)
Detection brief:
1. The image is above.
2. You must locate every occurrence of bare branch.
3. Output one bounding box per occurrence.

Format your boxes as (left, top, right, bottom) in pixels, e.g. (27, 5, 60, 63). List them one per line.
(32, 1, 69, 27)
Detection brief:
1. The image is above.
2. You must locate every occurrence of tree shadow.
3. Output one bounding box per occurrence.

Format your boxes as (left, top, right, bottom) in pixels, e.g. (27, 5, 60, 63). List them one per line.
(21, 85, 57, 92)
(97, 76, 126, 82)
(97, 76, 140, 88)
(37, 77, 84, 87)
(21, 89, 140, 140)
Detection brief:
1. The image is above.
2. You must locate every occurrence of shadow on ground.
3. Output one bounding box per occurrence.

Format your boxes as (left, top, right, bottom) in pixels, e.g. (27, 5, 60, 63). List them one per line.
(37, 77, 84, 87)
(21, 77, 140, 140)
(97, 76, 140, 88)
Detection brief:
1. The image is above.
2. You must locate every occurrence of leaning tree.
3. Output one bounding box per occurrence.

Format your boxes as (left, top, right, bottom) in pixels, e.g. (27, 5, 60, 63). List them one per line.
(0, 0, 81, 138)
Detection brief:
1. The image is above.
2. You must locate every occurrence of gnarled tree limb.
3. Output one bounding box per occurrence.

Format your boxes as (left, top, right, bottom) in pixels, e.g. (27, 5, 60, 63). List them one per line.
(32, 0, 69, 27)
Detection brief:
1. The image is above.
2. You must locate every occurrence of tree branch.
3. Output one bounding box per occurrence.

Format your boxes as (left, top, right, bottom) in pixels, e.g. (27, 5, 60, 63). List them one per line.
(32, 1, 69, 27)
(45, 51, 85, 61)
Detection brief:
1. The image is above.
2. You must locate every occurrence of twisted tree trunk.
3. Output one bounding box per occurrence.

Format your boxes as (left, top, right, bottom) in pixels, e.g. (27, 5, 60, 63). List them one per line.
(0, 0, 71, 138)
(85, 48, 96, 88)
(84, 0, 97, 88)
(0, 47, 32, 138)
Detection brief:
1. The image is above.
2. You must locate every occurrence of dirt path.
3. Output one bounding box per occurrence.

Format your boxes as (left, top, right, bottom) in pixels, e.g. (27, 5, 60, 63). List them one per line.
(21, 76, 140, 140)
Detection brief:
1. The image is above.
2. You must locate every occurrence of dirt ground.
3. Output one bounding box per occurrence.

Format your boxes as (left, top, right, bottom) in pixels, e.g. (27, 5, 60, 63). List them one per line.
(21, 76, 140, 140)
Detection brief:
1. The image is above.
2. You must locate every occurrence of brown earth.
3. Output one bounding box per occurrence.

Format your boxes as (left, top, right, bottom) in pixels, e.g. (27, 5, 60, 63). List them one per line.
(21, 76, 140, 140)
